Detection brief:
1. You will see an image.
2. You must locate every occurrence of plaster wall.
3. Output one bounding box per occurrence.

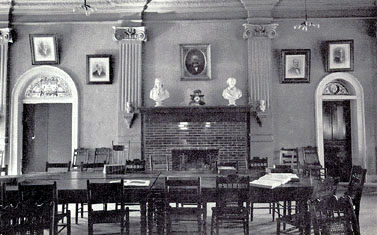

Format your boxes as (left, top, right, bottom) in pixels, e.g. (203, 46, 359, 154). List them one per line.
(143, 20, 248, 107)
(271, 19, 376, 174)
(6, 18, 377, 175)
(9, 23, 121, 153)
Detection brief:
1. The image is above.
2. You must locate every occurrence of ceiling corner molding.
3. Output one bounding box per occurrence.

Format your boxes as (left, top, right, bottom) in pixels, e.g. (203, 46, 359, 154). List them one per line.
(240, 0, 280, 22)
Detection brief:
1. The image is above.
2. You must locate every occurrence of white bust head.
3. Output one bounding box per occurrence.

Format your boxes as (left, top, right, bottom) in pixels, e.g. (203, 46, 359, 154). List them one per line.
(223, 77, 242, 106)
(150, 78, 169, 106)
(227, 77, 237, 88)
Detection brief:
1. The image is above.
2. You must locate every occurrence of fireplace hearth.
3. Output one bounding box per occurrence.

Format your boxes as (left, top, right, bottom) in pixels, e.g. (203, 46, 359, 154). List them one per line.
(172, 149, 218, 171)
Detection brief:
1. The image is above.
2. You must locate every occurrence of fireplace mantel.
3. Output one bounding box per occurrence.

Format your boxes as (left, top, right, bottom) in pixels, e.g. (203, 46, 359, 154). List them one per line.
(139, 105, 252, 114)
(139, 105, 264, 126)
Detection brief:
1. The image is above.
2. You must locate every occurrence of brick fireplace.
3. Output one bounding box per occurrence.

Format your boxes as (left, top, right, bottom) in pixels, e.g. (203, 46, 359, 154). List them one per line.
(140, 106, 251, 171)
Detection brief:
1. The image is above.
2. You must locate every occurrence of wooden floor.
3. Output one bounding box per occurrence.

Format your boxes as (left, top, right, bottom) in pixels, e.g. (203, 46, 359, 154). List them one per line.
(54, 193, 377, 235)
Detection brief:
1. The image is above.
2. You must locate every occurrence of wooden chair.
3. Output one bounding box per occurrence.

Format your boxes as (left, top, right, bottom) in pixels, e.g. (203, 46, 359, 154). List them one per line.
(18, 181, 71, 235)
(87, 179, 130, 235)
(45, 161, 71, 223)
(269, 164, 295, 222)
(344, 165, 367, 227)
(45, 161, 71, 172)
(126, 159, 146, 173)
(301, 146, 326, 178)
(276, 176, 339, 235)
(164, 177, 206, 234)
(150, 155, 169, 171)
(112, 141, 131, 164)
(309, 195, 360, 235)
(248, 156, 270, 221)
(72, 148, 90, 169)
(211, 175, 250, 235)
(94, 147, 112, 164)
(279, 148, 299, 170)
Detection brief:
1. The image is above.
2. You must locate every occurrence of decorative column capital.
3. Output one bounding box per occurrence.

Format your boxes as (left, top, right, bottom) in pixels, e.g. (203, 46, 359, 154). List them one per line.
(0, 28, 13, 43)
(243, 23, 278, 39)
(113, 26, 147, 42)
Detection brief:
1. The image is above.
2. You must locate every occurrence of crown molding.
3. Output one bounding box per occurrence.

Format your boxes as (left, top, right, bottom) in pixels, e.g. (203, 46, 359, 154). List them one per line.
(0, 0, 375, 23)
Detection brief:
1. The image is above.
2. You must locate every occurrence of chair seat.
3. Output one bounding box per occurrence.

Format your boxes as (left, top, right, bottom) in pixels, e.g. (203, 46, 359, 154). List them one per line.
(168, 206, 204, 215)
(212, 206, 248, 220)
(90, 209, 128, 224)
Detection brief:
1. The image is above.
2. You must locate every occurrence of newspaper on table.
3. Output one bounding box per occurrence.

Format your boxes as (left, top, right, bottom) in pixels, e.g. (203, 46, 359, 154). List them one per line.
(110, 179, 150, 187)
(249, 173, 299, 189)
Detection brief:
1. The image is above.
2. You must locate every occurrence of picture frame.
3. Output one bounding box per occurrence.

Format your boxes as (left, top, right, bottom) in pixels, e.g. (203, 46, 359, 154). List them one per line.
(180, 44, 211, 81)
(29, 34, 59, 65)
(326, 40, 354, 72)
(86, 55, 112, 84)
(281, 49, 311, 84)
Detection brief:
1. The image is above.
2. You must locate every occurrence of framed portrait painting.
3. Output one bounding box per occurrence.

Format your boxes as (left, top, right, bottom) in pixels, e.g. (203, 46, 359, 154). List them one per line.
(29, 34, 59, 65)
(87, 55, 112, 84)
(180, 44, 211, 81)
(326, 40, 354, 72)
(281, 49, 311, 83)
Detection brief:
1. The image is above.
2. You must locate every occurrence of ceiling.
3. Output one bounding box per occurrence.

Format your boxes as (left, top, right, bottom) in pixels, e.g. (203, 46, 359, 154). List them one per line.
(0, 0, 376, 23)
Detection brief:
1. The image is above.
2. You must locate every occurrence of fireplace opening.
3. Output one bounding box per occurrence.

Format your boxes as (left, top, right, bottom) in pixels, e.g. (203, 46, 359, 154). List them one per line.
(172, 149, 218, 171)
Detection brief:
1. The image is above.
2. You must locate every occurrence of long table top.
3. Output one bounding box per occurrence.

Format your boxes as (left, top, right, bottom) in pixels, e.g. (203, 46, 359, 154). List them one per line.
(2, 171, 313, 203)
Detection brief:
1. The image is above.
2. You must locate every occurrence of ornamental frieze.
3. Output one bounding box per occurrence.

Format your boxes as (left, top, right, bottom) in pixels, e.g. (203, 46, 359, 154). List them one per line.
(25, 75, 72, 98)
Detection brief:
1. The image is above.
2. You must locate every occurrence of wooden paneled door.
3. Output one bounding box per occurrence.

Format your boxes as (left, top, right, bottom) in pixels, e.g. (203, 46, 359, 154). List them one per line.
(22, 104, 72, 173)
(323, 101, 352, 182)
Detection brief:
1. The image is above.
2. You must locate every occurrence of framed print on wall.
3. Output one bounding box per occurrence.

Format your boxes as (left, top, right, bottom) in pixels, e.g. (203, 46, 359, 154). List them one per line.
(326, 40, 354, 72)
(281, 49, 311, 83)
(87, 55, 112, 84)
(29, 34, 59, 65)
(180, 44, 211, 81)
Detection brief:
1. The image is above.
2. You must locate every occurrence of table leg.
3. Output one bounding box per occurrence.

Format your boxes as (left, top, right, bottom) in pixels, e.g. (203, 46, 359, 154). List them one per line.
(297, 199, 311, 235)
(140, 201, 147, 235)
(147, 199, 154, 235)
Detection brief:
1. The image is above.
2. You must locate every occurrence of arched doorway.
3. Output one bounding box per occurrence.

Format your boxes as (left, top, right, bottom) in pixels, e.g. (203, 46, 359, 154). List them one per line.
(315, 73, 366, 176)
(9, 66, 78, 175)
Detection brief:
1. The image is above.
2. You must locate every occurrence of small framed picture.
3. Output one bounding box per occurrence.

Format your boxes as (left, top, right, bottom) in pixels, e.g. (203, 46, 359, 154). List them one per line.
(180, 44, 211, 81)
(326, 40, 354, 72)
(281, 49, 311, 83)
(87, 55, 112, 84)
(29, 34, 59, 65)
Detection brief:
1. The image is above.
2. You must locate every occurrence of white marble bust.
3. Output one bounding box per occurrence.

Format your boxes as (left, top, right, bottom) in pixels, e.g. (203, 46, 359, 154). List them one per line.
(222, 77, 242, 106)
(149, 78, 170, 107)
(257, 99, 266, 112)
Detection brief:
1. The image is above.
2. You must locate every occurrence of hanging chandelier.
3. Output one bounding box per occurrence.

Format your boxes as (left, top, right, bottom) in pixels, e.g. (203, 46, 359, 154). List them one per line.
(294, 0, 320, 31)
(73, 0, 97, 16)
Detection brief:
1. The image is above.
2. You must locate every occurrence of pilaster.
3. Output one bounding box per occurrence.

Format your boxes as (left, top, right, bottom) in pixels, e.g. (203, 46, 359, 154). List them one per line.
(114, 26, 146, 158)
(0, 28, 13, 165)
(243, 22, 278, 164)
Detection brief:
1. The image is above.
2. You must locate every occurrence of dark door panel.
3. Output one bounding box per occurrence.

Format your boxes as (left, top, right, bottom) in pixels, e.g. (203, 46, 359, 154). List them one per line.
(323, 101, 352, 182)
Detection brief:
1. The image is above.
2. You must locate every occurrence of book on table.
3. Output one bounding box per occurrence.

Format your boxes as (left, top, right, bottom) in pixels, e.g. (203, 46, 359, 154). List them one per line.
(250, 173, 299, 189)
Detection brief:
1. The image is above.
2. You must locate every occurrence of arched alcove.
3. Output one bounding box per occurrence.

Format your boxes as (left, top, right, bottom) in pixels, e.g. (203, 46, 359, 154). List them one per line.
(9, 66, 78, 175)
(315, 72, 366, 170)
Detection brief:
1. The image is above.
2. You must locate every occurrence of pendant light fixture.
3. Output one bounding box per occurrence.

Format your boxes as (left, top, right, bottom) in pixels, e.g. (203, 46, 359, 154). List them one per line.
(294, 0, 320, 31)
(73, 0, 97, 16)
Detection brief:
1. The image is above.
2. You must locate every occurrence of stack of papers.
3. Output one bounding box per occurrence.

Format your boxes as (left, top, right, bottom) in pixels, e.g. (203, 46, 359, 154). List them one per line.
(250, 173, 299, 189)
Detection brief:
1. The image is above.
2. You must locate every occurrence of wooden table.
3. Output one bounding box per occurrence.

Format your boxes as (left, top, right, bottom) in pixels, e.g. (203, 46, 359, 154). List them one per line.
(1, 171, 313, 234)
